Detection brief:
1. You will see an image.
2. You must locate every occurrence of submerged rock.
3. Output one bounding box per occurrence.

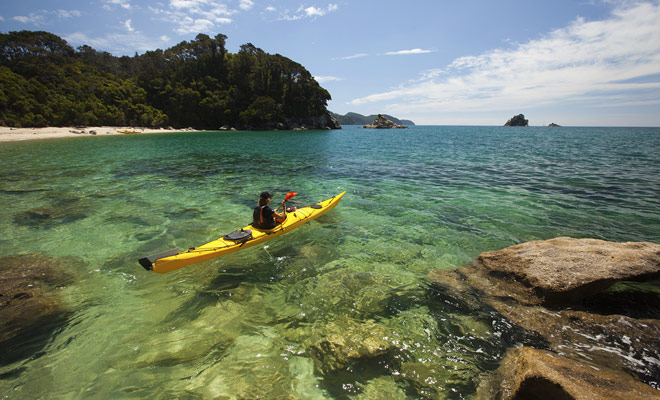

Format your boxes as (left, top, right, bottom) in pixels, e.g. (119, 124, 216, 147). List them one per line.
(363, 114, 408, 129)
(286, 269, 392, 320)
(355, 376, 408, 399)
(0, 254, 75, 364)
(184, 331, 325, 399)
(14, 198, 90, 229)
(475, 347, 660, 400)
(304, 316, 396, 374)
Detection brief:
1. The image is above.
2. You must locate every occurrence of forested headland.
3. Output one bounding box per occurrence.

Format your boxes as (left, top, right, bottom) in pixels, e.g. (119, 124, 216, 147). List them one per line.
(0, 31, 339, 130)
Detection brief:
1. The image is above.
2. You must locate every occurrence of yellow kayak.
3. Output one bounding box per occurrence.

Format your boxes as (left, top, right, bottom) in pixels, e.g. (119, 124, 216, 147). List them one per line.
(139, 192, 346, 274)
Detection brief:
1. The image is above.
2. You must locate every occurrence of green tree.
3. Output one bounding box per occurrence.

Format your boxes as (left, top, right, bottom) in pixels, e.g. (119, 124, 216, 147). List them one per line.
(0, 30, 334, 130)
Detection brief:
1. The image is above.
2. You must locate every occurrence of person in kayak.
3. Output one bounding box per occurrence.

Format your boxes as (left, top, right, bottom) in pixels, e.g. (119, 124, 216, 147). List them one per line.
(253, 191, 286, 229)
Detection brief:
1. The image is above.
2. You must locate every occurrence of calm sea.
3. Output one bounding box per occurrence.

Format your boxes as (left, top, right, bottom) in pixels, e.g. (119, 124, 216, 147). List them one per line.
(1, 125, 659, 398)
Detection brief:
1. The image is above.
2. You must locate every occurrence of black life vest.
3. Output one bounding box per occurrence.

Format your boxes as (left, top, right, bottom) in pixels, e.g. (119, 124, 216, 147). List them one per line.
(253, 205, 276, 229)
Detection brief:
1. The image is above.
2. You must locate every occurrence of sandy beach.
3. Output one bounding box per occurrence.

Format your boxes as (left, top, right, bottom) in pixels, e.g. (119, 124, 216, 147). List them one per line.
(0, 126, 198, 142)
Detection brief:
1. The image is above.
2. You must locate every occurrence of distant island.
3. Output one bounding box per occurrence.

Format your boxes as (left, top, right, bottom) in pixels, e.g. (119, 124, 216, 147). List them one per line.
(331, 112, 414, 126)
(0, 31, 339, 131)
(504, 114, 529, 127)
(362, 114, 408, 129)
(548, 123, 562, 127)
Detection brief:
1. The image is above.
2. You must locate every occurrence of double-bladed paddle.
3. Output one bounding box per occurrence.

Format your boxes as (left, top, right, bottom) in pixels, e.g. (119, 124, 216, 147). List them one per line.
(277, 191, 298, 211)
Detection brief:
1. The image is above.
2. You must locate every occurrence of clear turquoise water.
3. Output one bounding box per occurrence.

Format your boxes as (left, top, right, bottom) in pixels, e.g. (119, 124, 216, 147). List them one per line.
(1, 126, 659, 398)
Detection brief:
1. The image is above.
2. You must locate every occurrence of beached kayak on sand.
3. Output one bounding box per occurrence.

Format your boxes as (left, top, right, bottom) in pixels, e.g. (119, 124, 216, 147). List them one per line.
(139, 192, 346, 274)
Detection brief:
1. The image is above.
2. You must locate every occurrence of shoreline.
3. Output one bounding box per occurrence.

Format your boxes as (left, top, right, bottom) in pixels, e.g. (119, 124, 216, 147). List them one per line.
(0, 126, 199, 143)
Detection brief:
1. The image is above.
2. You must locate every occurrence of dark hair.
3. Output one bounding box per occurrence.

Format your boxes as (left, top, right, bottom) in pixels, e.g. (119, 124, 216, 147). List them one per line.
(258, 191, 272, 206)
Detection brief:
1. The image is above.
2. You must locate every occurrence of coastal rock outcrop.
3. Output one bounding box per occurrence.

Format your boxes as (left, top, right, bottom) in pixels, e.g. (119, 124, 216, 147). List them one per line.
(476, 237, 660, 306)
(504, 114, 529, 126)
(474, 347, 660, 400)
(0, 254, 75, 363)
(548, 122, 561, 127)
(429, 237, 660, 396)
(285, 112, 342, 130)
(363, 114, 408, 129)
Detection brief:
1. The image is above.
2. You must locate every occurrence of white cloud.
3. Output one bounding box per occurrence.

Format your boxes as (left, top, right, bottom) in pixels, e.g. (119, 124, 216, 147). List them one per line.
(57, 10, 81, 19)
(66, 31, 161, 55)
(161, 35, 171, 42)
(151, 1, 237, 35)
(124, 19, 134, 32)
(13, 9, 81, 26)
(239, 0, 254, 11)
(170, 0, 201, 9)
(303, 4, 337, 17)
(104, 0, 131, 10)
(265, 6, 276, 12)
(281, 3, 338, 20)
(174, 17, 219, 34)
(13, 14, 45, 25)
(349, 1, 660, 119)
(336, 53, 368, 60)
(385, 48, 435, 55)
(315, 76, 342, 83)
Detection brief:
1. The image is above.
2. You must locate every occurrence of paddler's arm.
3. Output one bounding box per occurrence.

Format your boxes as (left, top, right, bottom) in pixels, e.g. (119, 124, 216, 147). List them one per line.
(274, 201, 286, 222)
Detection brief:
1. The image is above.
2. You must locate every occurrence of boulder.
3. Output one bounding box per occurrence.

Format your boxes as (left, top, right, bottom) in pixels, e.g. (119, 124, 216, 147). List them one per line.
(504, 114, 529, 126)
(475, 237, 660, 306)
(474, 347, 660, 400)
(429, 237, 660, 393)
(363, 114, 408, 129)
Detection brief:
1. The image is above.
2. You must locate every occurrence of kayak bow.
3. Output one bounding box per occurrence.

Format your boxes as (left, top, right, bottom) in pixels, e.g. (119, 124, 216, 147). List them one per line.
(139, 191, 345, 274)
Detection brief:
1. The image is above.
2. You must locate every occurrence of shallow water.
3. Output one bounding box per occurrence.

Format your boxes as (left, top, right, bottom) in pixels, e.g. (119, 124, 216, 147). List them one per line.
(1, 126, 659, 398)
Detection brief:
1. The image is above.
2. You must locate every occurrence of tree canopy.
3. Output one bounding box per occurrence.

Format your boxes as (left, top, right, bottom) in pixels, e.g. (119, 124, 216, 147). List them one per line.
(0, 31, 334, 129)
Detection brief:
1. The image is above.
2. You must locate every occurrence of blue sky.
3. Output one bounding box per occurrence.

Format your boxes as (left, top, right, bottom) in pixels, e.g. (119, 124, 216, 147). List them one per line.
(1, 0, 659, 126)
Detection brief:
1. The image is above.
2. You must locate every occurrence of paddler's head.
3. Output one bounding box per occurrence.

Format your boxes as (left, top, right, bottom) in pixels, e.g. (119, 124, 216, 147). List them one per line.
(258, 191, 272, 206)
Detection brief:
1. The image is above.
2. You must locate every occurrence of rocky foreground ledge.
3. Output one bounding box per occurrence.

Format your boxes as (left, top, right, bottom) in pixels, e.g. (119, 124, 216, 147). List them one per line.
(430, 237, 660, 399)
